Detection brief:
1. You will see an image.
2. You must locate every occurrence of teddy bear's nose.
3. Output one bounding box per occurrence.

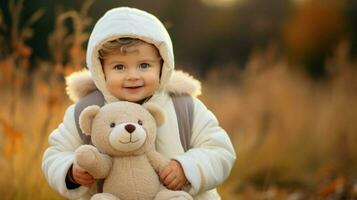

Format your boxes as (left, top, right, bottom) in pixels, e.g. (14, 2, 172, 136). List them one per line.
(125, 124, 136, 133)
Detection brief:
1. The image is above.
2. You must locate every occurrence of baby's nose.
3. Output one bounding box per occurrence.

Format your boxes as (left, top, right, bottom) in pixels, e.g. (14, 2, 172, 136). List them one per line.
(125, 124, 136, 133)
(127, 69, 140, 80)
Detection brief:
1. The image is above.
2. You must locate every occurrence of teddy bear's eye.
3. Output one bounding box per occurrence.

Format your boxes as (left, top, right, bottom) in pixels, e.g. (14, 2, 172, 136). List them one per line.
(138, 120, 143, 125)
(110, 122, 116, 128)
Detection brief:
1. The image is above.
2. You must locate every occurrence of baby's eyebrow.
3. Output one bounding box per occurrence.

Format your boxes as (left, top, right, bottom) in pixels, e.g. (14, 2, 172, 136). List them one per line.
(139, 57, 161, 62)
(106, 60, 125, 65)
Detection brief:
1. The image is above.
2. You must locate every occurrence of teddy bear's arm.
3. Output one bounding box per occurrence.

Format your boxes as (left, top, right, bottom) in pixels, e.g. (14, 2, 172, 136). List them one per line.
(146, 150, 170, 173)
(75, 145, 113, 179)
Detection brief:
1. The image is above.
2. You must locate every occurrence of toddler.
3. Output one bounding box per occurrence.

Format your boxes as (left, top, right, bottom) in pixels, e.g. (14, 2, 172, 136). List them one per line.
(42, 7, 236, 200)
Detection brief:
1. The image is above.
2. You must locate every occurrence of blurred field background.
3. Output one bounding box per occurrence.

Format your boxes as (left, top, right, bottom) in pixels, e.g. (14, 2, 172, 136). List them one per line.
(0, 0, 357, 199)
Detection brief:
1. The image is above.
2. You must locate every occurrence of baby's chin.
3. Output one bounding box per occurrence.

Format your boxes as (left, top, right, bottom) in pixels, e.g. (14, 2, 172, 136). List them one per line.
(115, 95, 152, 104)
(134, 96, 152, 104)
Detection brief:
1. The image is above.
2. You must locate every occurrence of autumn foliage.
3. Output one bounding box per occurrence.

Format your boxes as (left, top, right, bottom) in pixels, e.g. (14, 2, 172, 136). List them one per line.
(0, 0, 357, 199)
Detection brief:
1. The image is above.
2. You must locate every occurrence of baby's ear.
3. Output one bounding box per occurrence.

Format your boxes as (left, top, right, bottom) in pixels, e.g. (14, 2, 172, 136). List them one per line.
(79, 105, 100, 135)
(143, 103, 165, 127)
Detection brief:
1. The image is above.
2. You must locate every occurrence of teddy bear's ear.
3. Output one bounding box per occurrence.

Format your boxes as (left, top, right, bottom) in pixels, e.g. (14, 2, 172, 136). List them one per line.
(143, 103, 165, 127)
(79, 105, 100, 135)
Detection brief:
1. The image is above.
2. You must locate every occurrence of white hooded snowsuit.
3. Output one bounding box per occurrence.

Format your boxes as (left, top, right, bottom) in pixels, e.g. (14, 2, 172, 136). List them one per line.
(42, 7, 236, 200)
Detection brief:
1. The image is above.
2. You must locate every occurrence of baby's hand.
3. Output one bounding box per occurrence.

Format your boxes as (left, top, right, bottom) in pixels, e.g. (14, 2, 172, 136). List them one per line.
(159, 160, 188, 190)
(72, 163, 94, 187)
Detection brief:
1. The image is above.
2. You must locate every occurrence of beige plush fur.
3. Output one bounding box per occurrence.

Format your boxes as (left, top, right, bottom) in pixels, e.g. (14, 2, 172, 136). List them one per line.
(66, 69, 201, 103)
(165, 70, 201, 97)
(75, 101, 193, 200)
(143, 103, 165, 127)
(65, 70, 97, 102)
(79, 105, 100, 134)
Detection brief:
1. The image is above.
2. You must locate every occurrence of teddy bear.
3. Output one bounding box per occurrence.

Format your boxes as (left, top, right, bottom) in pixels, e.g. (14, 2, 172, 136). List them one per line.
(74, 101, 193, 200)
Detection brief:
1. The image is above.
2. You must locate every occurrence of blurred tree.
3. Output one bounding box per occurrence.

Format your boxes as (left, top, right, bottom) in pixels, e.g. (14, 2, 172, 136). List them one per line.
(171, 0, 291, 74)
(231, 0, 291, 65)
(0, 0, 86, 69)
(283, 0, 346, 77)
(344, 0, 357, 56)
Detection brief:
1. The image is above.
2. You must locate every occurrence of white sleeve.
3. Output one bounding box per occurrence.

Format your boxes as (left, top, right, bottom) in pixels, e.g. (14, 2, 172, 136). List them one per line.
(173, 98, 236, 195)
(41, 104, 89, 199)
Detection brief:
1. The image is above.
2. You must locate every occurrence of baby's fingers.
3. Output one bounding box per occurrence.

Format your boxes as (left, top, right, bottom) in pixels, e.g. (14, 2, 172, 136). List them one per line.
(166, 178, 179, 190)
(76, 176, 94, 187)
(78, 172, 94, 181)
(73, 169, 94, 186)
(163, 172, 176, 186)
(173, 180, 186, 191)
(159, 166, 171, 182)
(74, 172, 94, 186)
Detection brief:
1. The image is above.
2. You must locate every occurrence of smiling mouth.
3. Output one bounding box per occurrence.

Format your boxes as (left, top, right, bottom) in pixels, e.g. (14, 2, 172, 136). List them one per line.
(125, 86, 143, 89)
(119, 139, 139, 144)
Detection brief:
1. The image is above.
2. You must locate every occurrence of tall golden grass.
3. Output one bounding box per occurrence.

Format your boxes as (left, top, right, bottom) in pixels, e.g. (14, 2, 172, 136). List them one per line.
(204, 42, 357, 199)
(0, 1, 357, 199)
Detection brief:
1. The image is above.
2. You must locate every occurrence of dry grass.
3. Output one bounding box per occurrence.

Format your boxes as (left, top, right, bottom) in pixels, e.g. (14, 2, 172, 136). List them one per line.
(0, 1, 357, 199)
(203, 42, 357, 199)
(0, 1, 89, 199)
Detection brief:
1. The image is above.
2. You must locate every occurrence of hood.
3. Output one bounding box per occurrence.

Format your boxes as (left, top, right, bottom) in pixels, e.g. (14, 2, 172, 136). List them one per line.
(66, 70, 201, 103)
(86, 7, 175, 102)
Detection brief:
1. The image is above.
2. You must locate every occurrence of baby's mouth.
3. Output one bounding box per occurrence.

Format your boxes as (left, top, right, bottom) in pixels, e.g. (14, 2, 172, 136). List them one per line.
(124, 85, 143, 89)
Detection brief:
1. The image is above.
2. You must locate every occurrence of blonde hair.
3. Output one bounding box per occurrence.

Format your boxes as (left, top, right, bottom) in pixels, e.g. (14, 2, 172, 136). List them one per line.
(98, 38, 144, 59)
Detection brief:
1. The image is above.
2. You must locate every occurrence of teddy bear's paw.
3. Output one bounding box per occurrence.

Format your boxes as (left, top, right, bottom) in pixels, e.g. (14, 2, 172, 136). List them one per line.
(91, 193, 120, 200)
(75, 145, 99, 169)
(154, 190, 193, 200)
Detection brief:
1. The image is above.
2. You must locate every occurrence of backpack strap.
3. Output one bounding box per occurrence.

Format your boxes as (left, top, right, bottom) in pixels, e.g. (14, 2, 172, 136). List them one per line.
(172, 95, 194, 152)
(74, 90, 105, 145)
(74, 90, 105, 192)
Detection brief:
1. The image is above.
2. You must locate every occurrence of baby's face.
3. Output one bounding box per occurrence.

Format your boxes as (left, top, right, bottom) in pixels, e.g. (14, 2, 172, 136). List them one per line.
(102, 42, 162, 102)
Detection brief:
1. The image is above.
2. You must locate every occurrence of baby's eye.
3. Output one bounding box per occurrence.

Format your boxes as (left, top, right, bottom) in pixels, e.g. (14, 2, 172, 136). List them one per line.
(113, 64, 125, 70)
(139, 63, 151, 69)
(110, 122, 116, 128)
(138, 120, 143, 125)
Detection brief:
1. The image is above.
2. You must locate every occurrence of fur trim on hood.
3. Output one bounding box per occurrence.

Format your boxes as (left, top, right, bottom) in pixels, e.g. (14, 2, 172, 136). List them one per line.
(86, 7, 174, 103)
(66, 70, 201, 103)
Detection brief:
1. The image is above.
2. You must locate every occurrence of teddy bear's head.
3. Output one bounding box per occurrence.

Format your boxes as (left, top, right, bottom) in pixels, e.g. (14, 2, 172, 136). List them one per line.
(79, 101, 165, 156)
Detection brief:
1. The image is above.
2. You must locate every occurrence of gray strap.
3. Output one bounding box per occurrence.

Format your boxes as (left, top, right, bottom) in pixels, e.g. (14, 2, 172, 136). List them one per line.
(74, 90, 105, 192)
(74, 90, 105, 145)
(172, 95, 194, 152)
